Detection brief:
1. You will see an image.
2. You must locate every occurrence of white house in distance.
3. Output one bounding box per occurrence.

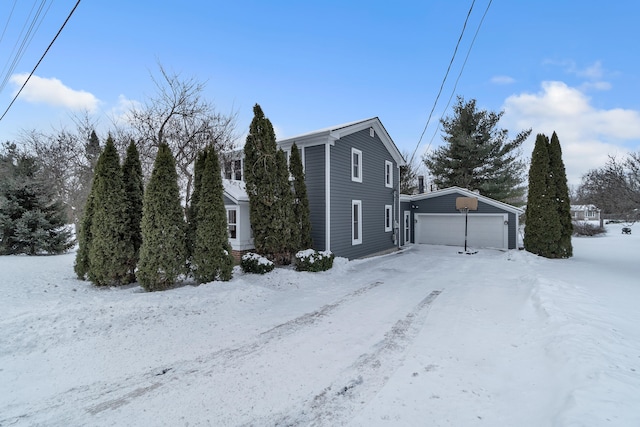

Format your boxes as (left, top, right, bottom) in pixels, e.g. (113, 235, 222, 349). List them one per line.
(570, 204, 601, 221)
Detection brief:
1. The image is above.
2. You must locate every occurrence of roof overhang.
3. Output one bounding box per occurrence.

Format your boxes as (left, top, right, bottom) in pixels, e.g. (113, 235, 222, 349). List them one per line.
(409, 186, 524, 214)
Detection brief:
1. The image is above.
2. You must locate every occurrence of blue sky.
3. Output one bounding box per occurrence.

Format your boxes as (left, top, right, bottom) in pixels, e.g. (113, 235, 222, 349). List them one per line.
(1, 0, 639, 186)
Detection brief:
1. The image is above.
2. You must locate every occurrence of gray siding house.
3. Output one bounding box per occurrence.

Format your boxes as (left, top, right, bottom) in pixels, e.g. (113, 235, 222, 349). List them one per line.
(223, 117, 405, 260)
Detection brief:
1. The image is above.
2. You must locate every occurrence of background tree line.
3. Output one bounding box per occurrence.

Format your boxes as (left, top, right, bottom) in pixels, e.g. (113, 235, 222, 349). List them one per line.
(575, 152, 640, 222)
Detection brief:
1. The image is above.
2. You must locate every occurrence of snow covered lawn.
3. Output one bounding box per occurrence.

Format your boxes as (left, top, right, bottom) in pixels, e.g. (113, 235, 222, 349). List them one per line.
(1, 223, 639, 426)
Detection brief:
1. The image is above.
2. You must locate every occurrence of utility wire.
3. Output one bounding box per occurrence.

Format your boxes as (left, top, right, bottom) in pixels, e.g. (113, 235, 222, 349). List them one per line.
(0, 0, 50, 95)
(0, 0, 81, 123)
(424, 0, 493, 153)
(0, 0, 19, 46)
(408, 0, 476, 166)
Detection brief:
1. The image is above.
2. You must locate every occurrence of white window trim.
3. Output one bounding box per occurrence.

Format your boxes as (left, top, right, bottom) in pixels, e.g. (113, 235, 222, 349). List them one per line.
(385, 160, 393, 188)
(352, 200, 362, 245)
(226, 207, 238, 240)
(351, 148, 362, 183)
(384, 205, 392, 232)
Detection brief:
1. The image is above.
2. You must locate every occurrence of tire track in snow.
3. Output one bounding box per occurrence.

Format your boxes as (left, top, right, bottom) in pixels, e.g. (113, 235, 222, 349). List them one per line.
(264, 289, 443, 426)
(0, 280, 385, 425)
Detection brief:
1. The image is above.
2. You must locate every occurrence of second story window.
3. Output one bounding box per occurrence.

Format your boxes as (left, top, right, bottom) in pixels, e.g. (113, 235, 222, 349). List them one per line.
(233, 159, 242, 181)
(385, 160, 393, 188)
(352, 148, 362, 183)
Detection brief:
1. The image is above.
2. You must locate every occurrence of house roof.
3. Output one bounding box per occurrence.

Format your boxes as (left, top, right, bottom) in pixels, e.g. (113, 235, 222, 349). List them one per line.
(570, 204, 599, 211)
(222, 179, 248, 203)
(409, 186, 525, 214)
(277, 117, 406, 166)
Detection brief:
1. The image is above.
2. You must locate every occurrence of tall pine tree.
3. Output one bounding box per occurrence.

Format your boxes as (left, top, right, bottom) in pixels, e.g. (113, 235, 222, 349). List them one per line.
(74, 188, 94, 279)
(192, 146, 234, 282)
(524, 134, 561, 257)
(424, 97, 531, 203)
(548, 132, 573, 258)
(243, 104, 295, 264)
(0, 145, 74, 255)
(185, 148, 207, 269)
(289, 143, 313, 250)
(122, 141, 144, 282)
(87, 136, 133, 286)
(138, 143, 186, 291)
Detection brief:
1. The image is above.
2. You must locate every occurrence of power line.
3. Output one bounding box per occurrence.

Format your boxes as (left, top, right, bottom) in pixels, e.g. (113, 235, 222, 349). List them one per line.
(424, 0, 493, 154)
(0, 0, 81, 123)
(408, 0, 477, 166)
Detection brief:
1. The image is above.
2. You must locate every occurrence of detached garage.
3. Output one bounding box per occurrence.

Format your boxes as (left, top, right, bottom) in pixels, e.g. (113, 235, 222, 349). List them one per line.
(405, 187, 523, 250)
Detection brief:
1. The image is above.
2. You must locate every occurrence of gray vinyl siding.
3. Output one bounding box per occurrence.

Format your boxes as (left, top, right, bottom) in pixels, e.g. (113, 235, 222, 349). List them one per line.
(329, 129, 399, 259)
(303, 145, 326, 251)
(223, 195, 235, 205)
(411, 192, 518, 249)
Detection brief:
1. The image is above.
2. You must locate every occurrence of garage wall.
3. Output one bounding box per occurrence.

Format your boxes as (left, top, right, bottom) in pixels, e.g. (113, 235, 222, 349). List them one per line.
(411, 192, 519, 249)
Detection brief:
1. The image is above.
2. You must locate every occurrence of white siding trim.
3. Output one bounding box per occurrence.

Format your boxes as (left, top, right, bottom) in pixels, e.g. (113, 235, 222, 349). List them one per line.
(325, 142, 331, 251)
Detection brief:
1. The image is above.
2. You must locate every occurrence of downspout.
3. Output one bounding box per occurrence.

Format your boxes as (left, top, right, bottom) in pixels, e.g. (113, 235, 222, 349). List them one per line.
(325, 140, 331, 252)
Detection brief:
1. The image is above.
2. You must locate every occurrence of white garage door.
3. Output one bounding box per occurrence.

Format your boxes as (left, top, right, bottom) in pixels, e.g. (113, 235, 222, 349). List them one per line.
(415, 213, 507, 250)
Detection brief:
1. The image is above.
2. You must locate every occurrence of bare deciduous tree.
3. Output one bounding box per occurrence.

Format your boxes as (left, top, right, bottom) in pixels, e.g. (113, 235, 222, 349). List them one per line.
(577, 153, 640, 222)
(125, 64, 238, 212)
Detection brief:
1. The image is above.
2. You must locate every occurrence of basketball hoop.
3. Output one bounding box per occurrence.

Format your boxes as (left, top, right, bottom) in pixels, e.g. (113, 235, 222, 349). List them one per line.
(456, 197, 478, 254)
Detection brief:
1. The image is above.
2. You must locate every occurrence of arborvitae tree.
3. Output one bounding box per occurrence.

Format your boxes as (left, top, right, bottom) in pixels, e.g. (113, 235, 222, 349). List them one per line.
(185, 149, 207, 268)
(274, 148, 294, 262)
(289, 143, 313, 250)
(122, 141, 144, 282)
(524, 134, 561, 257)
(192, 146, 234, 282)
(244, 104, 294, 264)
(0, 144, 74, 255)
(548, 131, 573, 258)
(74, 188, 94, 279)
(138, 143, 186, 291)
(424, 97, 531, 203)
(87, 137, 133, 286)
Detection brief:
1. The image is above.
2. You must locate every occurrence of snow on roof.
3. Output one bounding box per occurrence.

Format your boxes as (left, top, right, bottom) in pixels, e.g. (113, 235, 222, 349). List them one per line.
(570, 204, 599, 211)
(223, 179, 248, 203)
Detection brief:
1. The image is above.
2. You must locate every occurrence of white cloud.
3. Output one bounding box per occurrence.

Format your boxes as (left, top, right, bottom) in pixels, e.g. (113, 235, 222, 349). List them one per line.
(502, 81, 640, 185)
(10, 73, 99, 112)
(490, 75, 515, 85)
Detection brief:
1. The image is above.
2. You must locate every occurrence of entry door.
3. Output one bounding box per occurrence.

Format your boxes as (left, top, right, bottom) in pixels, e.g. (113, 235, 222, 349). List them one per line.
(404, 210, 411, 244)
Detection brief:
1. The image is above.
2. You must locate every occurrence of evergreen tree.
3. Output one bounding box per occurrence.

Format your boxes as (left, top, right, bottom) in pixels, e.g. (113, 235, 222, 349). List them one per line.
(87, 137, 133, 286)
(138, 143, 186, 291)
(289, 143, 313, 250)
(192, 146, 234, 282)
(0, 145, 74, 255)
(548, 132, 573, 258)
(424, 97, 531, 203)
(74, 188, 94, 279)
(122, 140, 144, 282)
(524, 134, 561, 257)
(185, 148, 207, 268)
(243, 104, 295, 264)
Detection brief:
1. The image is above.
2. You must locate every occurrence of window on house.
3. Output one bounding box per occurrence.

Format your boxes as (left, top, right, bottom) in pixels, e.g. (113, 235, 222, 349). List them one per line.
(384, 205, 392, 232)
(352, 148, 362, 183)
(352, 200, 362, 245)
(385, 160, 393, 188)
(227, 208, 237, 239)
(224, 161, 232, 180)
(233, 160, 242, 181)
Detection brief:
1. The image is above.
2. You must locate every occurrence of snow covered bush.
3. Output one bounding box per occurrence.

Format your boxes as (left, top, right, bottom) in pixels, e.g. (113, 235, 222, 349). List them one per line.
(572, 221, 606, 237)
(241, 252, 274, 274)
(294, 249, 334, 272)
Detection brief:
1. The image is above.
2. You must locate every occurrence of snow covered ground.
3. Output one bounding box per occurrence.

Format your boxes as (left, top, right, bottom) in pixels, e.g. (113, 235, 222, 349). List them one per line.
(1, 223, 639, 426)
